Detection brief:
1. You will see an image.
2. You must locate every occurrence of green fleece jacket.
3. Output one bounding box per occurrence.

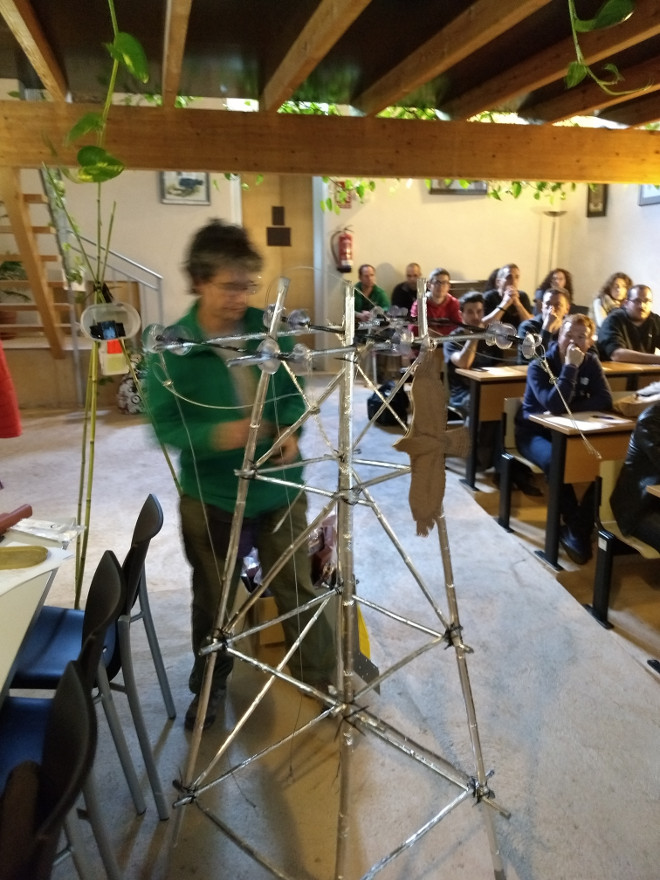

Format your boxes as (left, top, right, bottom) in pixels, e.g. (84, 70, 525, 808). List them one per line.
(146, 302, 305, 516)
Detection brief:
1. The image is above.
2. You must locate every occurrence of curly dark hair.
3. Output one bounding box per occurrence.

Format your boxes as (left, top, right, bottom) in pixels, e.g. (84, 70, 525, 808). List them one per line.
(184, 219, 263, 288)
(537, 268, 574, 300)
(598, 272, 632, 299)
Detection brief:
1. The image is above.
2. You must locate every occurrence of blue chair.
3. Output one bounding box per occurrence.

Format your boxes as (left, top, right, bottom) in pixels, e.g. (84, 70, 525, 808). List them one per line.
(0, 550, 127, 879)
(12, 495, 172, 820)
(0, 663, 97, 880)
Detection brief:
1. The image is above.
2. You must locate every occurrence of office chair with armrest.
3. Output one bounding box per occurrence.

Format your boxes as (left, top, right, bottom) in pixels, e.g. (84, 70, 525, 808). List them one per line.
(0, 661, 96, 880)
(12, 496, 172, 820)
(1, 550, 129, 880)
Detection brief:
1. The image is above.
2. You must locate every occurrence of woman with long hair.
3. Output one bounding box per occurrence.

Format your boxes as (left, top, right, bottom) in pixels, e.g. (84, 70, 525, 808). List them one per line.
(592, 271, 632, 328)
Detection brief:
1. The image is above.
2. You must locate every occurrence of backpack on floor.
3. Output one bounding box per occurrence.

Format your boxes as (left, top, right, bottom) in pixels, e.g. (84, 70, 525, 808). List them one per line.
(367, 380, 410, 426)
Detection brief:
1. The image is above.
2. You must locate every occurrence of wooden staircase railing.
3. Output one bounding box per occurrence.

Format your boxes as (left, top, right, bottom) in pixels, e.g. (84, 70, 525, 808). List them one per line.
(0, 168, 67, 358)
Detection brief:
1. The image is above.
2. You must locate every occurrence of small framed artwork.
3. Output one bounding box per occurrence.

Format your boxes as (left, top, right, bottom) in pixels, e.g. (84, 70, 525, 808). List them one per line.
(586, 183, 608, 217)
(428, 179, 488, 196)
(638, 184, 660, 206)
(159, 171, 210, 205)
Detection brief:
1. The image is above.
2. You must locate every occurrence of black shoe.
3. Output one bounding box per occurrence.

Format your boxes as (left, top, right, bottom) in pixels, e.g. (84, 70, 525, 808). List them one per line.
(559, 526, 592, 565)
(184, 687, 226, 731)
(513, 473, 543, 497)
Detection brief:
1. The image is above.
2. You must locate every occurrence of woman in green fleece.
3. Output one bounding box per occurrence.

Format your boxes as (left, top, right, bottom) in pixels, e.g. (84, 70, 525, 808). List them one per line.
(147, 220, 335, 730)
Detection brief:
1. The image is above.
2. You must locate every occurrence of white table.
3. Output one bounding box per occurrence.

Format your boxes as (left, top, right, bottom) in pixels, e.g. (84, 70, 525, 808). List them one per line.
(0, 544, 71, 702)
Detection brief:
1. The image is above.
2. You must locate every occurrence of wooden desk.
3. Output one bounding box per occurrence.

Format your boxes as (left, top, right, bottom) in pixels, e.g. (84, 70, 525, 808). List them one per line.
(601, 361, 660, 392)
(646, 484, 660, 498)
(528, 412, 635, 569)
(455, 364, 528, 488)
(0, 545, 70, 704)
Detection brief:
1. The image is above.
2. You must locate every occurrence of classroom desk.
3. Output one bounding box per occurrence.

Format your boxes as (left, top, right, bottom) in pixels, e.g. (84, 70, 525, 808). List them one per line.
(601, 361, 660, 392)
(455, 364, 528, 488)
(0, 545, 70, 705)
(528, 411, 635, 569)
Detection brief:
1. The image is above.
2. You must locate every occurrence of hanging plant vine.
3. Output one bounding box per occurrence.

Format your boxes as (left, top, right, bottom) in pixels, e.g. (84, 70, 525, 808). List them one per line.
(566, 0, 640, 94)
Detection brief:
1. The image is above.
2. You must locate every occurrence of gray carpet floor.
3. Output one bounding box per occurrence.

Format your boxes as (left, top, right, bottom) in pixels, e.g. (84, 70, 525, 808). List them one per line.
(2, 374, 659, 880)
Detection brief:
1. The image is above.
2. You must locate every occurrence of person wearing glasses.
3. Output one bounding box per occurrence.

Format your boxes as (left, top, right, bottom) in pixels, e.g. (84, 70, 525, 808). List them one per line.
(409, 267, 461, 337)
(597, 284, 660, 363)
(146, 219, 335, 730)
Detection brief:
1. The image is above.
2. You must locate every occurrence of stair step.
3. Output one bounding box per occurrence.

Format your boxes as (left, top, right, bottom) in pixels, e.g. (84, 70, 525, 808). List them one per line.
(0, 225, 55, 235)
(0, 279, 66, 288)
(0, 302, 71, 311)
(0, 253, 59, 262)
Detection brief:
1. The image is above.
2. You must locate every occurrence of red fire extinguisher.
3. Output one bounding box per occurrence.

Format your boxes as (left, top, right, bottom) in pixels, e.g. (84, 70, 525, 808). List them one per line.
(331, 227, 353, 274)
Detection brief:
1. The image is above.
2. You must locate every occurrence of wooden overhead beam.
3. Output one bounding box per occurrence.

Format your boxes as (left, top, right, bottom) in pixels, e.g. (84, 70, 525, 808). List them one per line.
(445, 0, 660, 119)
(0, 0, 68, 101)
(354, 0, 551, 116)
(260, 0, 371, 112)
(525, 57, 660, 124)
(601, 92, 660, 127)
(161, 0, 193, 108)
(0, 102, 659, 183)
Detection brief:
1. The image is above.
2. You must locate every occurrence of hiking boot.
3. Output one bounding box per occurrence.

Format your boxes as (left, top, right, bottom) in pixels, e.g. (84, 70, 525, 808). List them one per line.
(184, 687, 226, 731)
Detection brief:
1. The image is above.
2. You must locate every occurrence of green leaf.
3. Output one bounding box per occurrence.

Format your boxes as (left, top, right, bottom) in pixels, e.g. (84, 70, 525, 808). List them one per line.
(105, 32, 149, 84)
(592, 0, 635, 30)
(602, 62, 624, 83)
(511, 181, 523, 198)
(66, 112, 104, 144)
(565, 61, 589, 88)
(325, 197, 333, 212)
(76, 145, 125, 182)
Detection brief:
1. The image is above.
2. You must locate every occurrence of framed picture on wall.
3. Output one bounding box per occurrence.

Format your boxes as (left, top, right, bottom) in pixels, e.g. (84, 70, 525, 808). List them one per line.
(638, 184, 660, 206)
(159, 171, 211, 205)
(586, 184, 608, 217)
(428, 179, 488, 196)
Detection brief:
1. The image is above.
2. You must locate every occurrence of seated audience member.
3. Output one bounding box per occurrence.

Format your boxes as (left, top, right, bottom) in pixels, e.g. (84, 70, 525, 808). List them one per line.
(611, 402, 660, 552)
(483, 264, 534, 329)
(516, 287, 572, 364)
(591, 271, 632, 329)
(354, 263, 389, 319)
(597, 284, 660, 363)
(444, 292, 540, 493)
(410, 267, 461, 337)
(444, 291, 491, 416)
(391, 262, 421, 313)
(533, 267, 574, 315)
(516, 313, 613, 563)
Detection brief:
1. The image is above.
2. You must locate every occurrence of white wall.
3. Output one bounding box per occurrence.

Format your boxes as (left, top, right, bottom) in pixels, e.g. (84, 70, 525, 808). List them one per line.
(26, 167, 660, 332)
(316, 178, 581, 302)
(28, 168, 241, 327)
(560, 183, 660, 307)
(315, 178, 660, 314)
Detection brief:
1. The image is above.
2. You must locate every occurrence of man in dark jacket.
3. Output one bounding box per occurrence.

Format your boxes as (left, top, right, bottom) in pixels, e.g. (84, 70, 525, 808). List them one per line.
(597, 284, 660, 363)
(516, 313, 613, 564)
(611, 403, 660, 551)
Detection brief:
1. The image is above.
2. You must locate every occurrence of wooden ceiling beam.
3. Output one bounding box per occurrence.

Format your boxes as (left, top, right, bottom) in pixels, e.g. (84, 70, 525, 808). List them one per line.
(0, 0, 68, 101)
(601, 91, 660, 127)
(161, 0, 193, 108)
(0, 102, 659, 183)
(446, 0, 660, 119)
(353, 0, 552, 116)
(525, 57, 660, 124)
(260, 0, 372, 112)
